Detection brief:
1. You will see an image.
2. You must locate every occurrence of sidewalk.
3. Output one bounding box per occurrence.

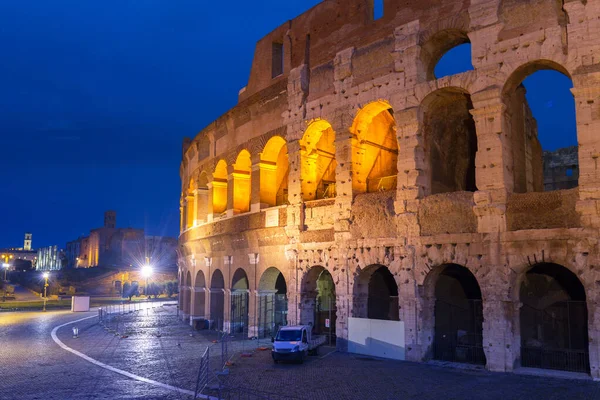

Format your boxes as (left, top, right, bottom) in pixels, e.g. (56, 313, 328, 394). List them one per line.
(55, 304, 600, 400)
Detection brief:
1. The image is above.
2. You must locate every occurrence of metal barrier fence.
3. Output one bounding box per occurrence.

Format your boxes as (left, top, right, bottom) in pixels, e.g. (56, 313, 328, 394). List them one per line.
(521, 346, 590, 373)
(194, 347, 210, 398)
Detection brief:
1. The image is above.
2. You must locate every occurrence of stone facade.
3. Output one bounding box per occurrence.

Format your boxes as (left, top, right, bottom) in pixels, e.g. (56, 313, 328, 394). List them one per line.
(178, 0, 600, 379)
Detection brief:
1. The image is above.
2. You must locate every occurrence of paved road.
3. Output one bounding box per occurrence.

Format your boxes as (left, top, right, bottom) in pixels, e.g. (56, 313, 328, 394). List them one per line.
(9, 283, 41, 301)
(1, 307, 599, 400)
(0, 310, 188, 400)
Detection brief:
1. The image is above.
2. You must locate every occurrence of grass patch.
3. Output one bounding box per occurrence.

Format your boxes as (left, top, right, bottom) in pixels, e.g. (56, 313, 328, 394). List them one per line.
(0, 296, 177, 310)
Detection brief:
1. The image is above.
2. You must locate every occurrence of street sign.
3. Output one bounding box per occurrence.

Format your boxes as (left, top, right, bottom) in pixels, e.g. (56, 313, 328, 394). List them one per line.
(325, 318, 330, 328)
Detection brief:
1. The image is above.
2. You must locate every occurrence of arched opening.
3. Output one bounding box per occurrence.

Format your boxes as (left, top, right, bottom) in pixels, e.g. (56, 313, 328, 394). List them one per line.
(183, 271, 192, 316)
(186, 179, 196, 229)
(353, 265, 399, 321)
(210, 269, 225, 331)
(300, 120, 337, 200)
(434, 44, 474, 79)
(503, 62, 577, 192)
(350, 101, 398, 194)
(257, 267, 288, 338)
(212, 160, 228, 215)
(423, 88, 477, 194)
(196, 172, 209, 224)
(260, 136, 288, 207)
(519, 263, 589, 373)
(300, 266, 336, 343)
(193, 270, 206, 318)
(422, 29, 472, 81)
(232, 150, 251, 213)
(431, 264, 485, 365)
(230, 268, 249, 335)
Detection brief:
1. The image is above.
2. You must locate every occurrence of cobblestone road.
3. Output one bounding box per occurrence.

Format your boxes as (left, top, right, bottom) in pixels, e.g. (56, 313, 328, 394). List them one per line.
(1, 304, 599, 400)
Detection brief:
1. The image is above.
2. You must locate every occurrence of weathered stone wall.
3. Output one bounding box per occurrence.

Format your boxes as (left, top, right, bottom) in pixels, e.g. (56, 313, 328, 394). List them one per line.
(418, 192, 477, 235)
(178, 0, 600, 380)
(507, 188, 580, 231)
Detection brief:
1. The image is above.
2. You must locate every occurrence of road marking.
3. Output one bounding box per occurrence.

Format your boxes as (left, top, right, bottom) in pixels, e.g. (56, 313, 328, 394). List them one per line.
(51, 313, 210, 399)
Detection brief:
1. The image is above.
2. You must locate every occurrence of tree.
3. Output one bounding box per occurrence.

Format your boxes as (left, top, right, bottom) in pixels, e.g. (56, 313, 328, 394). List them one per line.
(165, 281, 178, 298)
(127, 282, 139, 301)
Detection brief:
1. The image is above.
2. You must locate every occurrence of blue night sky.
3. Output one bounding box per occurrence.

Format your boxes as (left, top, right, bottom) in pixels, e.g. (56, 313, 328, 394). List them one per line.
(0, 1, 576, 249)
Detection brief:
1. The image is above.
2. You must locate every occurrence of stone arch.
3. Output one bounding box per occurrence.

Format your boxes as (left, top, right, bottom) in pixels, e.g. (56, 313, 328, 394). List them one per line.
(260, 136, 289, 207)
(183, 270, 192, 316)
(350, 101, 398, 194)
(232, 149, 252, 213)
(518, 262, 590, 373)
(420, 28, 471, 81)
(353, 264, 399, 321)
(257, 267, 288, 338)
(502, 60, 576, 192)
(300, 266, 337, 341)
(212, 159, 228, 215)
(210, 269, 225, 330)
(300, 119, 337, 200)
(230, 268, 249, 334)
(192, 270, 206, 319)
(421, 87, 477, 195)
(421, 263, 486, 365)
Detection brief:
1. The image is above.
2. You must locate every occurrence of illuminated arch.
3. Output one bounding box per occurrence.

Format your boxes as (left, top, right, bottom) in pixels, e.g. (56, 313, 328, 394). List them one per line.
(232, 150, 252, 213)
(350, 101, 398, 193)
(212, 160, 228, 215)
(300, 120, 337, 200)
(260, 136, 288, 207)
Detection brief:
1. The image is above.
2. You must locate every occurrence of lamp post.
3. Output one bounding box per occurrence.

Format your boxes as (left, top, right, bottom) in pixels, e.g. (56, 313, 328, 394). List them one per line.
(2, 263, 9, 281)
(1, 254, 12, 277)
(42, 272, 49, 312)
(141, 264, 153, 298)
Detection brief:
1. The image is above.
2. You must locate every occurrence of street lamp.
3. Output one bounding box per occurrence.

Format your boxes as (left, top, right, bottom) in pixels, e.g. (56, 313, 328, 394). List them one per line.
(2, 263, 9, 281)
(42, 272, 50, 312)
(141, 264, 153, 298)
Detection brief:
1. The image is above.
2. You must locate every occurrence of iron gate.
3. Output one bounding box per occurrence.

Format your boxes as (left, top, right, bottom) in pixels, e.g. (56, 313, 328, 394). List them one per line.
(230, 291, 248, 335)
(433, 299, 486, 365)
(520, 301, 589, 373)
(314, 295, 336, 344)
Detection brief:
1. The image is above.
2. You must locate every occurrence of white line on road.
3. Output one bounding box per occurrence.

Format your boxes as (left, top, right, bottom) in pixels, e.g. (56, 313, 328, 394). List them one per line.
(50, 313, 209, 399)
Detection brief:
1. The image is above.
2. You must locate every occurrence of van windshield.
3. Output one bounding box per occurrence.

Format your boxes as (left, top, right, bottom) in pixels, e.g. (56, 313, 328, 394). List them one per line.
(275, 330, 302, 342)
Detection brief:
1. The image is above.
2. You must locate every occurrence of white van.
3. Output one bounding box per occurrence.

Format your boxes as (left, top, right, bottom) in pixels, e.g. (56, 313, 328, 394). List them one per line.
(271, 325, 326, 363)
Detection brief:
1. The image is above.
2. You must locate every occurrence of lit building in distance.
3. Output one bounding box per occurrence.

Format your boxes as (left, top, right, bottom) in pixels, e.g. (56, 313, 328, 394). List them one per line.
(0, 233, 37, 270)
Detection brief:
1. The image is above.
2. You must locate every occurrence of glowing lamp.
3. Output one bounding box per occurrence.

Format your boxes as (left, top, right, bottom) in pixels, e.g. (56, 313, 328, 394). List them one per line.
(141, 265, 153, 278)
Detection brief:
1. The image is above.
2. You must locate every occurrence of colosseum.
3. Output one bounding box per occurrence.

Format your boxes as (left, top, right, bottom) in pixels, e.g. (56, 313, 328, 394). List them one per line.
(178, 0, 600, 379)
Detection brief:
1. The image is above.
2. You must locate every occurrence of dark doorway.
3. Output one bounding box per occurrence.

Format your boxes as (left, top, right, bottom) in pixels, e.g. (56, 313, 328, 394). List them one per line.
(230, 268, 249, 335)
(433, 264, 486, 365)
(258, 267, 288, 338)
(520, 263, 589, 373)
(210, 269, 225, 331)
(300, 266, 337, 344)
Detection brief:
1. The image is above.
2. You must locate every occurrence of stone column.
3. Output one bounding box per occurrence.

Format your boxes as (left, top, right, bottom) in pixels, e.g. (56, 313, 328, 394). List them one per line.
(250, 153, 264, 212)
(470, 88, 513, 233)
(573, 81, 600, 228)
(205, 181, 215, 223)
(185, 194, 195, 229)
(330, 111, 355, 240)
(179, 202, 184, 234)
(394, 108, 425, 237)
(195, 188, 209, 224)
(226, 165, 235, 218)
(482, 297, 519, 372)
